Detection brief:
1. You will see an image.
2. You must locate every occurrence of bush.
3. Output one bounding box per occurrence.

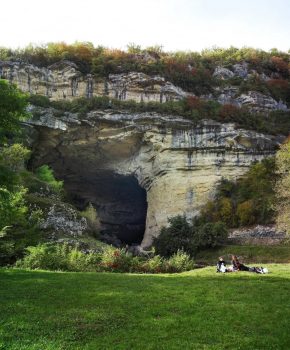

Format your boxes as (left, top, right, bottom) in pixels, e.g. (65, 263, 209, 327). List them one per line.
(201, 158, 277, 227)
(80, 203, 100, 234)
(142, 255, 164, 273)
(165, 250, 194, 273)
(15, 243, 195, 274)
(28, 94, 50, 108)
(16, 243, 102, 272)
(195, 221, 228, 249)
(153, 215, 193, 257)
(100, 246, 133, 272)
(35, 165, 63, 193)
(154, 216, 228, 257)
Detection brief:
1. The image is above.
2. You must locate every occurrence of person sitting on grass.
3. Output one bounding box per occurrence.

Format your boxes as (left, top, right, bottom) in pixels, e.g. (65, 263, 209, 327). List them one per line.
(216, 256, 227, 273)
(231, 255, 250, 271)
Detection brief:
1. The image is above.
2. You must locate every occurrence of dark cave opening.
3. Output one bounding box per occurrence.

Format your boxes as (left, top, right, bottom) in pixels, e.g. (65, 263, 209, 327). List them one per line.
(68, 172, 148, 245)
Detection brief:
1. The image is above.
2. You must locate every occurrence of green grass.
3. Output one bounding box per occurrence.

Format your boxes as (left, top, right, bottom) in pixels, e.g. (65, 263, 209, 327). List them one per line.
(196, 244, 290, 265)
(1, 266, 290, 350)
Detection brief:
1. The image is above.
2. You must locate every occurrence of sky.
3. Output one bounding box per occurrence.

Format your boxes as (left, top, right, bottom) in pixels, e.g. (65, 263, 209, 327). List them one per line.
(1, 0, 289, 52)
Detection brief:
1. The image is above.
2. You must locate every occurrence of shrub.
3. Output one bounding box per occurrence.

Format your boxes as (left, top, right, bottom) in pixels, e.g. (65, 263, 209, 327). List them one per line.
(195, 221, 228, 249)
(201, 158, 277, 228)
(16, 244, 68, 270)
(153, 215, 193, 257)
(15, 243, 195, 274)
(28, 94, 50, 108)
(100, 246, 132, 272)
(165, 250, 194, 273)
(16, 243, 102, 272)
(142, 255, 164, 273)
(236, 200, 256, 226)
(35, 165, 63, 193)
(0, 144, 31, 172)
(80, 203, 100, 234)
(154, 216, 228, 257)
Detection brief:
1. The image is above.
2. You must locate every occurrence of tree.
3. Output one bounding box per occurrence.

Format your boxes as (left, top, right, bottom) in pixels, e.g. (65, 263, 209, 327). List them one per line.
(275, 138, 290, 234)
(0, 79, 28, 140)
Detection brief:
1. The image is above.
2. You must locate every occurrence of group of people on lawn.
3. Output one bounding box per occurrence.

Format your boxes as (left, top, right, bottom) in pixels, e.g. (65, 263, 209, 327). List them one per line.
(216, 255, 268, 274)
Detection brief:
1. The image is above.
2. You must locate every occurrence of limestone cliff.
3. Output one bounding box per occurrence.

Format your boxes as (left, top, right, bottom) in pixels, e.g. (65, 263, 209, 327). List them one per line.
(1, 59, 285, 246)
(0, 61, 188, 103)
(1, 60, 288, 112)
(28, 107, 281, 247)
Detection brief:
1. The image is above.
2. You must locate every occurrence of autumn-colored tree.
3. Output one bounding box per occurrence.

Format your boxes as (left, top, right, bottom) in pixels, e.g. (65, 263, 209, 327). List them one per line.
(236, 200, 255, 226)
(218, 104, 241, 121)
(271, 56, 289, 76)
(185, 96, 203, 110)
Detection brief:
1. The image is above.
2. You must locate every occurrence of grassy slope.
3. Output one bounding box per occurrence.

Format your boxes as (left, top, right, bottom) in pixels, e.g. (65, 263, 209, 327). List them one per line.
(196, 244, 290, 265)
(0, 266, 290, 350)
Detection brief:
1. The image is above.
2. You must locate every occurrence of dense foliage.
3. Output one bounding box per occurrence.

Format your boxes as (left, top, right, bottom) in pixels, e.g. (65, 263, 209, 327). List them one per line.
(154, 157, 278, 257)
(0, 81, 65, 264)
(16, 243, 194, 273)
(275, 138, 290, 234)
(153, 216, 228, 257)
(201, 158, 277, 227)
(0, 80, 29, 141)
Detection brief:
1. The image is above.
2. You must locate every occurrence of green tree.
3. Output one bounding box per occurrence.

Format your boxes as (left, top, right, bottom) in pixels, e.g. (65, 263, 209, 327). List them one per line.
(275, 139, 290, 234)
(0, 79, 28, 140)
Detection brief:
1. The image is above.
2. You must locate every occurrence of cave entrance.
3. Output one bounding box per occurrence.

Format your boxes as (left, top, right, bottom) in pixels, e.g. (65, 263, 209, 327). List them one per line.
(69, 171, 147, 245)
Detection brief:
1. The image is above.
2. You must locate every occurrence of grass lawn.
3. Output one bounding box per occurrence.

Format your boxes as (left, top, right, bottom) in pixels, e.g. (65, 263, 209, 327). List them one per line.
(0, 265, 290, 350)
(196, 244, 290, 265)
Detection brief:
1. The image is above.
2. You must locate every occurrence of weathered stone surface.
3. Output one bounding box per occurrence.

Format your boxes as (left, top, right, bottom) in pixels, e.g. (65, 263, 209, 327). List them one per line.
(2, 60, 288, 113)
(213, 66, 234, 79)
(28, 108, 281, 247)
(40, 203, 87, 237)
(232, 63, 248, 78)
(235, 91, 288, 112)
(0, 60, 189, 103)
(108, 72, 189, 102)
(229, 225, 286, 245)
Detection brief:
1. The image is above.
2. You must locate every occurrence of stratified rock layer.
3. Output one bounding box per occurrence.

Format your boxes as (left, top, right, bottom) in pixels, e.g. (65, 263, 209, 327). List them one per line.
(28, 108, 281, 247)
(0, 61, 188, 102)
(1, 60, 288, 112)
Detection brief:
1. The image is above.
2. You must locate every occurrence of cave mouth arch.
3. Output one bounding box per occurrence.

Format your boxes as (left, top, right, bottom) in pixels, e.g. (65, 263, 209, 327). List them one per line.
(68, 171, 148, 245)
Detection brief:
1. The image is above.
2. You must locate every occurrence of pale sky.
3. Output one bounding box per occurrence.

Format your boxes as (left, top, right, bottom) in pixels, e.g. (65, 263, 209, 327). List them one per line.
(1, 0, 289, 52)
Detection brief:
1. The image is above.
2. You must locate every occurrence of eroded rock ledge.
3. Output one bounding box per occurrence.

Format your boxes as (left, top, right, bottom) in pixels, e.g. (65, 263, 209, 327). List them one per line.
(28, 108, 281, 247)
(1, 60, 288, 112)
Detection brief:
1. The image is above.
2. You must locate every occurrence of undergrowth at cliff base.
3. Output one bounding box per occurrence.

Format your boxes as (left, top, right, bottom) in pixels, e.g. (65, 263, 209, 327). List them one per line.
(154, 157, 278, 258)
(1, 265, 290, 350)
(15, 244, 194, 274)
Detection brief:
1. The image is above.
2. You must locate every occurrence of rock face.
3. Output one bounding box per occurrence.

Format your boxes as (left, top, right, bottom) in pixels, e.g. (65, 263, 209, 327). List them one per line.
(0, 61, 188, 103)
(1, 60, 288, 112)
(40, 202, 88, 237)
(235, 91, 288, 113)
(2, 59, 285, 246)
(28, 108, 281, 247)
(229, 225, 286, 245)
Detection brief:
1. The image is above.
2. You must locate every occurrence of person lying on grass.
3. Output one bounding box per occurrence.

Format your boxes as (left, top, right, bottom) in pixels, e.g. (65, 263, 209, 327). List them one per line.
(216, 255, 268, 274)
